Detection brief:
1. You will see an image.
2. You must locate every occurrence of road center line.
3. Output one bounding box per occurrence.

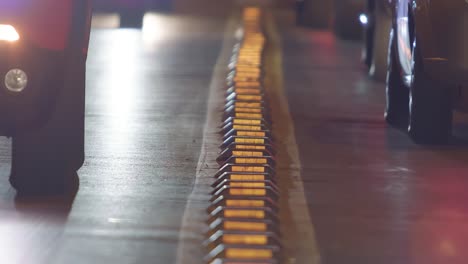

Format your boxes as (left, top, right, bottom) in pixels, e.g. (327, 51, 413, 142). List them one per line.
(177, 8, 321, 264)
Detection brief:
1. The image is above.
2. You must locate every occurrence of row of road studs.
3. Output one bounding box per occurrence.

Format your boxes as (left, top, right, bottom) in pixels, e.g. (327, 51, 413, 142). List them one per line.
(205, 7, 281, 264)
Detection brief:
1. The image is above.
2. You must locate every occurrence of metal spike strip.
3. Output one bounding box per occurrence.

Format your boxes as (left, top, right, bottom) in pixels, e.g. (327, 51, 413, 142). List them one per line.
(205, 7, 281, 264)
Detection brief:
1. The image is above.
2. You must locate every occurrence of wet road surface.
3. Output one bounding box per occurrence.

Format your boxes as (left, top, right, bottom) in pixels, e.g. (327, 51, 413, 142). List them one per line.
(279, 10, 468, 264)
(0, 7, 227, 264)
(2, 2, 468, 264)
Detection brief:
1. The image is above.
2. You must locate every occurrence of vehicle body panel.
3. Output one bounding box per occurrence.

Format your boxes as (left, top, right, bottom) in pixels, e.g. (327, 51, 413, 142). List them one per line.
(0, 0, 92, 136)
(396, 0, 412, 76)
(365, 0, 468, 86)
(421, 0, 468, 85)
(383, 0, 468, 113)
(394, 0, 468, 85)
(0, 0, 72, 51)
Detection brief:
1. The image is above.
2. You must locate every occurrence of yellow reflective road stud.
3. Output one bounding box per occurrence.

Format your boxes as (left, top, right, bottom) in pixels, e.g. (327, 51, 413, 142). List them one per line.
(235, 82, 262, 88)
(226, 199, 265, 207)
(223, 234, 268, 245)
(233, 76, 260, 82)
(234, 138, 265, 144)
(224, 221, 267, 232)
(230, 182, 266, 188)
(236, 95, 263, 101)
(231, 166, 265, 173)
(234, 145, 266, 151)
(230, 174, 266, 181)
(232, 151, 264, 157)
(232, 119, 262, 126)
(234, 107, 262, 113)
(235, 113, 263, 119)
(235, 131, 266, 137)
(235, 158, 268, 164)
(235, 67, 261, 74)
(234, 102, 262, 108)
(232, 125, 262, 131)
(225, 248, 273, 259)
(232, 89, 262, 95)
(224, 209, 265, 219)
(229, 188, 267, 196)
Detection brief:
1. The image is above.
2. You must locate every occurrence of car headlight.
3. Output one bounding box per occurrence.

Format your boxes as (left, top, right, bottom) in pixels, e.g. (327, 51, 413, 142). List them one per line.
(0, 24, 20, 42)
(5, 69, 28, 92)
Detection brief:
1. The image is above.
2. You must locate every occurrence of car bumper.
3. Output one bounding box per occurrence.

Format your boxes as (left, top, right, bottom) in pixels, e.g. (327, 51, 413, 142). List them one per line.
(0, 42, 65, 136)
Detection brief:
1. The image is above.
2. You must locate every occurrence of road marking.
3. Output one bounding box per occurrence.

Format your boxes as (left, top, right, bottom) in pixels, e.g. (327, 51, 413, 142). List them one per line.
(177, 6, 321, 264)
(203, 7, 282, 263)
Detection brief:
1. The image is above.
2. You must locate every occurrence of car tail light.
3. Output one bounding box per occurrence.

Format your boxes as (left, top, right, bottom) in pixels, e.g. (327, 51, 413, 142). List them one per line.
(0, 24, 20, 42)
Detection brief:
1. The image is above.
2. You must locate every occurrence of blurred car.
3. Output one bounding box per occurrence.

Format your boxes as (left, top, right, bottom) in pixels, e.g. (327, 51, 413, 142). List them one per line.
(93, 0, 173, 28)
(296, 0, 365, 40)
(0, 0, 92, 192)
(384, 0, 468, 144)
(360, 0, 392, 81)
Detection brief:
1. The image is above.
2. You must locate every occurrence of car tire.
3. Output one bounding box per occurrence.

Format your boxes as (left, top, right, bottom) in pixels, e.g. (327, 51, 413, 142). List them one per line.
(120, 10, 144, 28)
(385, 29, 409, 128)
(296, 0, 332, 28)
(408, 40, 452, 144)
(9, 44, 86, 195)
(368, 9, 391, 81)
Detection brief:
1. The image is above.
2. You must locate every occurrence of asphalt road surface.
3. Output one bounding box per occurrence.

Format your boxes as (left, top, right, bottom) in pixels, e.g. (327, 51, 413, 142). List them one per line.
(0, 4, 228, 264)
(2, 2, 468, 264)
(279, 10, 468, 264)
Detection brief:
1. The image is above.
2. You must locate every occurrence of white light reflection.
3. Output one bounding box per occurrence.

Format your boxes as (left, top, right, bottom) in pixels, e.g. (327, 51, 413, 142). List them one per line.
(142, 13, 171, 52)
(0, 223, 22, 262)
(102, 30, 142, 155)
(86, 26, 152, 200)
(359, 14, 368, 25)
(397, 17, 413, 75)
(108, 217, 122, 223)
(0, 218, 65, 263)
(0, 24, 20, 42)
(91, 14, 120, 29)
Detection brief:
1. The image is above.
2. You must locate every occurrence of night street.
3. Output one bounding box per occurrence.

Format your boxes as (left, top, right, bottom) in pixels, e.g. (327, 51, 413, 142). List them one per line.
(1, 1, 468, 263)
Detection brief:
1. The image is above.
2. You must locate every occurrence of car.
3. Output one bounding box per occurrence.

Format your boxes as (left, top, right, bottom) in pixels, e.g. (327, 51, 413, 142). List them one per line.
(360, 0, 392, 81)
(384, 0, 468, 144)
(93, 0, 173, 28)
(296, 0, 365, 40)
(0, 0, 92, 193)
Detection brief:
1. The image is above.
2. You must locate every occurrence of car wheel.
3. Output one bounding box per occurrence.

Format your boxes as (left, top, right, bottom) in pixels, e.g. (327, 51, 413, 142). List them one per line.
(408, 40, 452, 144)
(9, 45, 86, 195)
(368, 6, 391, 81)
(296, 0, 332, 28)
(385, 29, 409, 128)
(120, 10, 144, 28)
